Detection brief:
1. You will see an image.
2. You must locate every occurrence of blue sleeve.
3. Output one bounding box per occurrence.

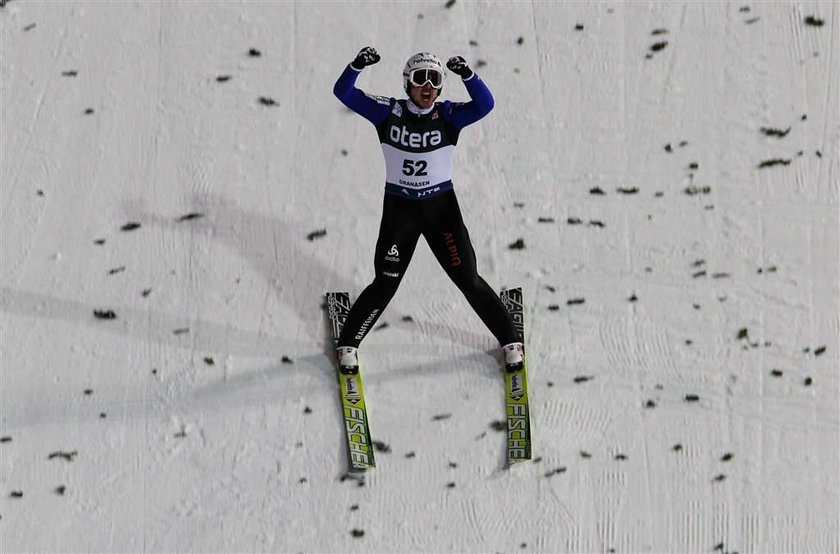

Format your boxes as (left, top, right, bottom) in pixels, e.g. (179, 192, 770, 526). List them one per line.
(333, 64, 391, 125)
(441, 73, 495, 129)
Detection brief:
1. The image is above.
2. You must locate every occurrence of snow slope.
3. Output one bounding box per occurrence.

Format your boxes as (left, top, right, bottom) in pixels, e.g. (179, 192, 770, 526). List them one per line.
(1, 1, 838, 552)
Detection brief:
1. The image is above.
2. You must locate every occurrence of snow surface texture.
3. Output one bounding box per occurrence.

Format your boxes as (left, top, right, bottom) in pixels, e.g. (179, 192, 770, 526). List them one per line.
(1, 1, 838, 552)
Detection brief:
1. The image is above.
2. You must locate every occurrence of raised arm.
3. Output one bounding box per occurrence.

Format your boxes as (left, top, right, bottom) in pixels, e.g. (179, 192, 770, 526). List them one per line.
(441, 56, 495, 129)
(333, 47, 391, 125)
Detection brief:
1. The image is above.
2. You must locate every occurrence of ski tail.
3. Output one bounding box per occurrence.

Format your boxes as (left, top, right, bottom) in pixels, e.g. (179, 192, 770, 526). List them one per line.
(501, 287, 532, 465)
(326, 292, 376, 471)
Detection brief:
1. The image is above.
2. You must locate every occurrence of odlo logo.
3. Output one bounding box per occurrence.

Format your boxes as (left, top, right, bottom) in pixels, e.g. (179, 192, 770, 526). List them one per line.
(385, 244, 400, 263)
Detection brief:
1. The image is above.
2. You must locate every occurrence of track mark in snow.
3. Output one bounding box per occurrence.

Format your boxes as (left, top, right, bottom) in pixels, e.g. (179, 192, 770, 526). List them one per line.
(462, 497, 489, 546)
(600, 315, 678, 375)
(541, 399, 612, 442)
(3, 3, 73, 215)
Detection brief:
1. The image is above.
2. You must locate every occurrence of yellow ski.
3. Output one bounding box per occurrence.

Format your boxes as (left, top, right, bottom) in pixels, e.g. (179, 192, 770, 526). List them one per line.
(501, 287, 532, 465)
(326, 292, 376, 471)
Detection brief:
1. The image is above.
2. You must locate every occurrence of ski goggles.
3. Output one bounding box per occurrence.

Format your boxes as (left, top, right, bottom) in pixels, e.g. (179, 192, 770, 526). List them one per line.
(409, 68, 443, 89)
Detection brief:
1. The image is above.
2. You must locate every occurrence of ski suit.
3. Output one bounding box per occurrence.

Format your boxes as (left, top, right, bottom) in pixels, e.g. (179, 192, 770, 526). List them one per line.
(332, 63, 518, 348)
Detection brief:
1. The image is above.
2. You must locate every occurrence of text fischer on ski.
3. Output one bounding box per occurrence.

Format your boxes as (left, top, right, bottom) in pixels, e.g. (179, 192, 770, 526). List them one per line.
(332, 47, 525, 372)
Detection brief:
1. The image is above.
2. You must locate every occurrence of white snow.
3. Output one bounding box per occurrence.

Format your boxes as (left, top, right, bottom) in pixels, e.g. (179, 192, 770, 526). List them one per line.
(1, 1, 838, 552)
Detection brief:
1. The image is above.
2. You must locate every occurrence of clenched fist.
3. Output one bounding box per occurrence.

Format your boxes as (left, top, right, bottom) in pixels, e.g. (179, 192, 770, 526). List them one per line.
(446, 56, 473, 79)
(351, 46, 381, 70)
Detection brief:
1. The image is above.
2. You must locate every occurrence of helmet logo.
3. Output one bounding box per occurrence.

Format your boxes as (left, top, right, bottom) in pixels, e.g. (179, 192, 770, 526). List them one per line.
(403, 52, 445, 92)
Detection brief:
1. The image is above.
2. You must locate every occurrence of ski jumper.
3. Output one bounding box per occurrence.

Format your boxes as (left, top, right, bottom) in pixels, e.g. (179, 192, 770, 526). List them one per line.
(333, 63, 518, 349)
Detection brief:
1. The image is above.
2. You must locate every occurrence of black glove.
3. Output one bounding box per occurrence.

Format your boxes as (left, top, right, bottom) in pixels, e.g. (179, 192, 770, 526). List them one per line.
(447, 56, 473, 79)
(351, 47, 380, 70)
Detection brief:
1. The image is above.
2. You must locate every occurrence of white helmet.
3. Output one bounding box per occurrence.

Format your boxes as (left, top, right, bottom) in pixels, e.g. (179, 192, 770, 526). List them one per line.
(402, 52, 445, 93)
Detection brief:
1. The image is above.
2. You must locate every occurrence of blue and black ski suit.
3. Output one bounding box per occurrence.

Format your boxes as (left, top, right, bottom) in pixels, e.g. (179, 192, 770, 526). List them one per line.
(332, 63, 518, 348)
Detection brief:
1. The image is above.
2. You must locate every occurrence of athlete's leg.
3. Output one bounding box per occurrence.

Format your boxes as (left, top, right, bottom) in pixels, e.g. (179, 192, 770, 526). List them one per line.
(423, 191, 519, 346)
(338, 195, 420, 348)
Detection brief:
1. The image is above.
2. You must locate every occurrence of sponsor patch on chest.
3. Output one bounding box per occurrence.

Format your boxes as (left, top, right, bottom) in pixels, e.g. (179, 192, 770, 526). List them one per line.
(389, 125, 442, 148)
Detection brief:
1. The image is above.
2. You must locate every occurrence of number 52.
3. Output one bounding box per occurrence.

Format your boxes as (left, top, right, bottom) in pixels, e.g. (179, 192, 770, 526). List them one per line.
(402, 159, 428, 176)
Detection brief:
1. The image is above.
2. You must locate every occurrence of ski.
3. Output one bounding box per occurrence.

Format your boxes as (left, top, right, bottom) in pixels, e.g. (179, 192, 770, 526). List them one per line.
(325, 292, 376, 471)
(500, 286, 532, 465)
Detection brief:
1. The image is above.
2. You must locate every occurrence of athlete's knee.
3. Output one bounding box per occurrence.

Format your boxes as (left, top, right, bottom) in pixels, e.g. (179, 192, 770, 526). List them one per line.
(374, 251, 409, 285)
(370, 271, 402, 298)
(448, 267, 483, 292)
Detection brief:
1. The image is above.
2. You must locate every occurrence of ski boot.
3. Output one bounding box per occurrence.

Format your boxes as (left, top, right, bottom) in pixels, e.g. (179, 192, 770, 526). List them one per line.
(336, 346, 360, 375)
(503, 342, 525, 373)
